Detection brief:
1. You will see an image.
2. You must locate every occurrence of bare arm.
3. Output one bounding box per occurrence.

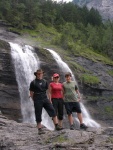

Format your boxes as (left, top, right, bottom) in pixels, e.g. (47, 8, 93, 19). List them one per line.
(29, 91, 34, 101)
(62, 86, 64, 99)
(48, 85, 52, 103)
(75, 89, 81, 101)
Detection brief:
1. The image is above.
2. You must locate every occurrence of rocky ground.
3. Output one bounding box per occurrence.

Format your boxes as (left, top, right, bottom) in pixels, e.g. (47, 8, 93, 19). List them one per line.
(0, 111, 113, 150)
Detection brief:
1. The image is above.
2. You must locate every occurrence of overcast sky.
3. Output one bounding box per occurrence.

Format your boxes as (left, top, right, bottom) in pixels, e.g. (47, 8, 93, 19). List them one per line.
(53, 0, 73, 3)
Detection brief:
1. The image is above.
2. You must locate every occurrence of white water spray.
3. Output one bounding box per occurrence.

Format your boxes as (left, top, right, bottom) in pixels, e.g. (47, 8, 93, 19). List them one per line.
(10, 43, 54, 130)
(46, 48, 100, 128)
(10, 43, 39, 123)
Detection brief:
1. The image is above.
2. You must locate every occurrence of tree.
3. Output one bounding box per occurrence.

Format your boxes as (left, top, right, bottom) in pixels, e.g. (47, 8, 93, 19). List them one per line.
(88, 8, 102, 26)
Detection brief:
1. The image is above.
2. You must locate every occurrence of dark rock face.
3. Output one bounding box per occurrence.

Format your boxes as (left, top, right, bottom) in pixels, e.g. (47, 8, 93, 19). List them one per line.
(0, 39, 21, 121)
(34, 47, 66, 82)
(73, 57, 113, 126)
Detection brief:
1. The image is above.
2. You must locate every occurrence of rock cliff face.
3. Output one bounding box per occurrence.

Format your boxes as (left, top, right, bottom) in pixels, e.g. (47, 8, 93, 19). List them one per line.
(35, 47, 113, 126)
(0, 39, 21, 122)
(73, 0, 113, 21)
(0, 26, 113, 127)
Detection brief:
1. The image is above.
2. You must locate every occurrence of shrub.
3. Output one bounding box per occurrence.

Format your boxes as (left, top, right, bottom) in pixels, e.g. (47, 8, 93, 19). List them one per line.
(80, 74, 100, 85)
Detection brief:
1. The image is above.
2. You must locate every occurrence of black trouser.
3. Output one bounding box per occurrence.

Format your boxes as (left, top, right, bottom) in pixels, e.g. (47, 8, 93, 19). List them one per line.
(33, 94, 56, 123)
(52, 98, 64, 120)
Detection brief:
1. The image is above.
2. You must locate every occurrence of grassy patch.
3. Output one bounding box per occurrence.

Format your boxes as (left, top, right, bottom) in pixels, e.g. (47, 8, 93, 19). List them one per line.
(80, 74, 100, 85)
(69, 61, 88, 73)
(69, 42, 113, 66)
(86, 96, 100, 101)
(8, 25, 113, 66)
(53, 135, 68, 143)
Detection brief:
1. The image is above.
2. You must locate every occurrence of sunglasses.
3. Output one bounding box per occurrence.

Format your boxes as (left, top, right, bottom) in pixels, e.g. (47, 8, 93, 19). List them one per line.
(54, 76, 59, 78)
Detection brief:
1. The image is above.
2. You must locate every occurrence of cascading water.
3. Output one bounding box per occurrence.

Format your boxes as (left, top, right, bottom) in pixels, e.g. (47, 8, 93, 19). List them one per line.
(10, 43, 39, 123)
(10, 43, 54, 130)
(46, 48, 100, 128)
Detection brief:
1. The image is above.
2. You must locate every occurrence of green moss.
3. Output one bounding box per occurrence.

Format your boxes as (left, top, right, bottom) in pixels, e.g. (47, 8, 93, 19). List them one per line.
(104, 106, 113, 115)
(86, 96, 100, 101)
(8, 27, 22, 35)
(0, 39, 10, 49)
(108, 70, 113, 77)
(69, 61, 88, 73)
(68, 41, 113, 65)
(109, 137, 113, 143)
(53, 135, 68, 143)
(36, 48, 55, 62)
(80, 74, 100, 85)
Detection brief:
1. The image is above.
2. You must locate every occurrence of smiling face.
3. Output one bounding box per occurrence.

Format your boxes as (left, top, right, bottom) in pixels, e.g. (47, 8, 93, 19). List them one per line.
(65, 75, 71, 82)
(53, 76, 60, 82)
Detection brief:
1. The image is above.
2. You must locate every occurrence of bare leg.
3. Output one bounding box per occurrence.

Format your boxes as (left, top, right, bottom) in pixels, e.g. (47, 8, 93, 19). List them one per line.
(68, 114, 74, 125)
(77, 113, 83, 124)
(52, 116, 58, 125)
(37, 122, 42, 129)
(58, 120, 63, 127)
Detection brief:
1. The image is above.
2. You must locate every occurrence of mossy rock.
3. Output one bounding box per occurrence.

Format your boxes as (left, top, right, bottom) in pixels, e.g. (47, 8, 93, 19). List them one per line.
(104, 106, 113, 115)
(108, 70, 113, 77)
(80, 73, 100, 85)
(0, 39, 10, 50)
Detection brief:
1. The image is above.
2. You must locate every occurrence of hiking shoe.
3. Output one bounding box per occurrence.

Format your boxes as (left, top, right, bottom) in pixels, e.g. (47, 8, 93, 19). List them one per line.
(38, 128, 45, 135)
(70, 124, 75, 130)
(80, 123, 88, 130)
(55, 124, 63, 131)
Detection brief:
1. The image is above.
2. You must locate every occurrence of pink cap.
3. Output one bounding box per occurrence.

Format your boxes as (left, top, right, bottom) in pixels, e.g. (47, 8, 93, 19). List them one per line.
(53, 73, 59, 78)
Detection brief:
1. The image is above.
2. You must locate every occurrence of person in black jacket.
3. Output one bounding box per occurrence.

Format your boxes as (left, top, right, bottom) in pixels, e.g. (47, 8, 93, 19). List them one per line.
(29, 69, 62, 134)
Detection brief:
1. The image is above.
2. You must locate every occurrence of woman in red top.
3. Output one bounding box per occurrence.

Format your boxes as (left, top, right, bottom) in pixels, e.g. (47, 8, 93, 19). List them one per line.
(49, 73, 64, 129)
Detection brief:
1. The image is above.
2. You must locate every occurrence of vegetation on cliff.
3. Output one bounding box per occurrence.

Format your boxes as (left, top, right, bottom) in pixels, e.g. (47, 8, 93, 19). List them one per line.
(0, 0, 113, 87)
(0, 0, 113, 61)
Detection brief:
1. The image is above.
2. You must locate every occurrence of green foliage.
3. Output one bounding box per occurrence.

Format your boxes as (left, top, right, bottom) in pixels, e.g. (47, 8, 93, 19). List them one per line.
(86, 96, 100, 101)
(69, 61, 87, 73)
(80, 74, 100, 85)
(53, 135, 67, 143)
(88, 8, 102, 26)
(0, 0, 113, 61)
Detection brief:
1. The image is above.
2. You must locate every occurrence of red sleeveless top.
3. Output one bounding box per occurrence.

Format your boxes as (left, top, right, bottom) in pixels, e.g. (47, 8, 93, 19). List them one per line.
(49, 82, 63, 99)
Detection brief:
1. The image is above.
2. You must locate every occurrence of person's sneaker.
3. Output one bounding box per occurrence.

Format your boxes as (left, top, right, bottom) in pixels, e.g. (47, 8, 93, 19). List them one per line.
(70, 124, 75, 130)
(80, 123, 88, 130)
(55, 124, 63, 131)
(38, 128, 45, 135)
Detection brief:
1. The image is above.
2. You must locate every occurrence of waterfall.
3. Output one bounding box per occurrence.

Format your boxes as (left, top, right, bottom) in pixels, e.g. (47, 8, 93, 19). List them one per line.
(10, 42, 100, 129)
(10, 43, 39, 123)
(10, 43, 54, 130)
(46, 48, 100, 128)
